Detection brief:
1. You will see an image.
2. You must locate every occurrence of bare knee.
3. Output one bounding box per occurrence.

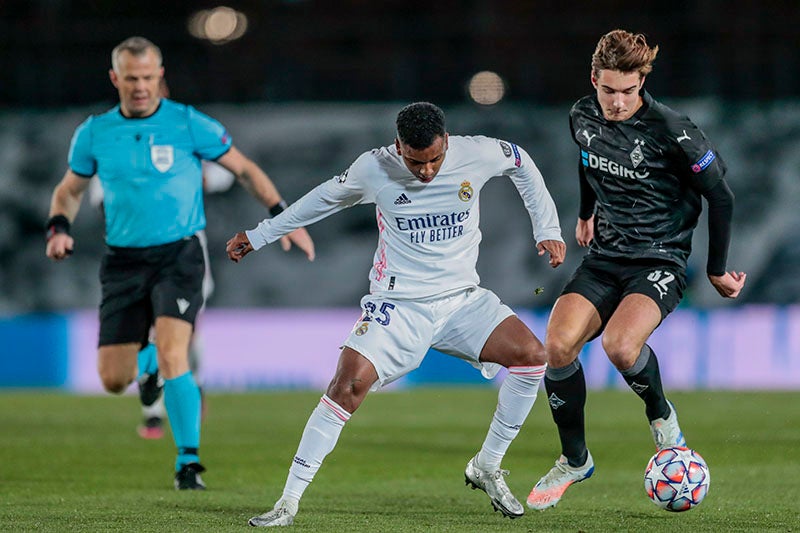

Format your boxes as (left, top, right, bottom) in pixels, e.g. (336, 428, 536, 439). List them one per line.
(601, 332, 641, 371)
(545, 333, 581, 368)
(97, 344, 139, 394)
(98, 370, 131, 394)
(508, 336, 546, 367)
(326, 374, 372, 413)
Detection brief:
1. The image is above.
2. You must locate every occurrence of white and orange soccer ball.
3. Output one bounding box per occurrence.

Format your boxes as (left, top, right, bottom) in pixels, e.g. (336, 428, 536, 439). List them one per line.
(644, 446, 710, 512)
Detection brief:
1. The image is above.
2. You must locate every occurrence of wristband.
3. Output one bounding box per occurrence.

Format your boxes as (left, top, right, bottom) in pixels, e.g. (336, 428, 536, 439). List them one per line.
(269, 200, 288, 217)
(45, 215, 71, 241)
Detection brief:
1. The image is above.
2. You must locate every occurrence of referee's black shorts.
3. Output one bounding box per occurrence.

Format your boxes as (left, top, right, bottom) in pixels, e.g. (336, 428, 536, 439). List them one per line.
(561, 254, 687, 332)
(98, 235, 205, 348)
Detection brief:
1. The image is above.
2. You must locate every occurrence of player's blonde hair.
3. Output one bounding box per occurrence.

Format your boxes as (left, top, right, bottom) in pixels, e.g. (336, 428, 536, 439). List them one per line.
(111, 36, 162, 73)
(591, 29, 658, 78)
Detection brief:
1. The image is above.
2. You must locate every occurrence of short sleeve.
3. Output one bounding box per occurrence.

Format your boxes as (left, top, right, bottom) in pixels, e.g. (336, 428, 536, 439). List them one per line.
(67, 116, 97, 177)
(187, 105, 233, 161)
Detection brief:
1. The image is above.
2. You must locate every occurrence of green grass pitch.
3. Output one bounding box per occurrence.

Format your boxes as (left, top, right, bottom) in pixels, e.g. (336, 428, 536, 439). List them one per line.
(1, 389, 798, 532)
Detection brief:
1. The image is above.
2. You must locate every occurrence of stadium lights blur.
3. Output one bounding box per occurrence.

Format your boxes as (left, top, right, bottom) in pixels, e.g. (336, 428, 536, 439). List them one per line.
(188, 6, 248, 45)
(467, 70, 506, 106)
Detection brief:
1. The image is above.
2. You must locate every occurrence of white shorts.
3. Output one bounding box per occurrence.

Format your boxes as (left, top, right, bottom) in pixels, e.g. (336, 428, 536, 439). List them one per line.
(343, 286, 514, 389)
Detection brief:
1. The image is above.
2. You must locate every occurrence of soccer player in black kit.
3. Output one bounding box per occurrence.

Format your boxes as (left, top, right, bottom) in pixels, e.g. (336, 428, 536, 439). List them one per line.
(526, 29, 746, 510)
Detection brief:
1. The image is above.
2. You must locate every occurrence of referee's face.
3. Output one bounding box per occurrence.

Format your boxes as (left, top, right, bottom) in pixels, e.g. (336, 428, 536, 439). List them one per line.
(592, 69, 644, 122)
(110, 48, 164, 118)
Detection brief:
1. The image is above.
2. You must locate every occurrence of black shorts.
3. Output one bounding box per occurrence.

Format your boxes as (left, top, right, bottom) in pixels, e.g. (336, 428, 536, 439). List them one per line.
(98, 236, 205, 347)
(561, 254, 687, 332)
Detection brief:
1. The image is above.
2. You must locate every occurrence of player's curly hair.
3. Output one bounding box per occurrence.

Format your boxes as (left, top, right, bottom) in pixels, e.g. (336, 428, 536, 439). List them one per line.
(396, 102, 446, 150)
(591, 29, 659, 78)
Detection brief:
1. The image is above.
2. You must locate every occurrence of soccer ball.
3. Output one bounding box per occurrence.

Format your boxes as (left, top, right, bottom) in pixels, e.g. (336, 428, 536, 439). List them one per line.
(644, 446, 710, 512)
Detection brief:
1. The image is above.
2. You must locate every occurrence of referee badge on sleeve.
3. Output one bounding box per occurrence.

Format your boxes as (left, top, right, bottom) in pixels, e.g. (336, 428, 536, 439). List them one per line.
(151, 145, 174, 172)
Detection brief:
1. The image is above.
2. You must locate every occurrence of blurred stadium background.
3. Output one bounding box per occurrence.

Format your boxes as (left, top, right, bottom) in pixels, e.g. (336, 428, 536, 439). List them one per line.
(2, 0, 800, 391)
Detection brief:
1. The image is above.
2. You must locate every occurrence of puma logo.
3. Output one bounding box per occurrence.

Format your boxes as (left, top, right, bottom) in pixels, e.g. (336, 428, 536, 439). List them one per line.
(581, 129, 597, 146)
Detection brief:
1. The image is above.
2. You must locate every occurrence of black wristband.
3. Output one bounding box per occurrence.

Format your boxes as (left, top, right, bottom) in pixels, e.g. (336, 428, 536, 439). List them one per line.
(45, 215, 71, 241)
(269, 200, 288, 217)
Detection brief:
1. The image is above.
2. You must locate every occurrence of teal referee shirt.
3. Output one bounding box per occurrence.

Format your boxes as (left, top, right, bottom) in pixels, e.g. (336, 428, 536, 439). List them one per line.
(68, 98, 232, 247)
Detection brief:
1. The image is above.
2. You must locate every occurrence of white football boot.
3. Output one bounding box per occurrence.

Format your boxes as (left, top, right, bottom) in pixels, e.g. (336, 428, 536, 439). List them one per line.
(464, 455, 524, 518)
(649, 400, 686, 450)
(248, 499, 298, 527)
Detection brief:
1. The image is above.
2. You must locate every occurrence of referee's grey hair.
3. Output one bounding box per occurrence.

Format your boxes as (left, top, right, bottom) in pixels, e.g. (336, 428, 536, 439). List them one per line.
(111, 36, 162, 72)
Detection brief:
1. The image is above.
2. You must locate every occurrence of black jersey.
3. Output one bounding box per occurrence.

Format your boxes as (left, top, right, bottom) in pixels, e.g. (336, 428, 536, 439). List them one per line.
(570, 90, 726, 269)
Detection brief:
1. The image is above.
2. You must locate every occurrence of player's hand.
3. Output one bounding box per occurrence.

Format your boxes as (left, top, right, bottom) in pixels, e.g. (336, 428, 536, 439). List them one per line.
(576, 216, 594, 247)
(45, 233, 74, 261)
(279, 228, 315, 261)
(708, 270, 746, 298)
(537, 239, 566, 268)
(226, 231, 254, 263)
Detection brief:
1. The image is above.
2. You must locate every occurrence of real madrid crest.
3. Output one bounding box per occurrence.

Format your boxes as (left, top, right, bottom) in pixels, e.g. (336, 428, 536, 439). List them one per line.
(458, 180, 473, 202)
(354, 322, 369, 336)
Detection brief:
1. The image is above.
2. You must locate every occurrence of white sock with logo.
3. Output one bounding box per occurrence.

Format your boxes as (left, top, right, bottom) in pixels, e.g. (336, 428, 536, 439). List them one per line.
(476, 365, 546, 470)
(282, 395, 351, 504)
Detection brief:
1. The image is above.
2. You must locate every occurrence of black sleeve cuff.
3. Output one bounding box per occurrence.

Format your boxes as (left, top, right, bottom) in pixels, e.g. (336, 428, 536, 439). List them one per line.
(703, 179, 734, 276)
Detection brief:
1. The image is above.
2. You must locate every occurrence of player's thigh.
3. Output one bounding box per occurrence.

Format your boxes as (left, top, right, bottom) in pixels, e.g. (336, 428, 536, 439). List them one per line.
(152, 236, 205, 324)
(432, 287, 514, 378)
(480, 314, 545, 368)
(343, 295, 435, 389)
(559, 255, 623, 330)
(325, 346, 381, 412)
(97, 343, 140, 392)
(602, 262, 685, 366)
(602, 294, 662, 368)
(98, 255, 152, 347)
(545, 292, 603, 367)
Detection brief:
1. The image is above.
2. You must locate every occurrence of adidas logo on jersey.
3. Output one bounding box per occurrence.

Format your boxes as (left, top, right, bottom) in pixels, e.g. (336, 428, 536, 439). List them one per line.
(394, 193, 412, 205)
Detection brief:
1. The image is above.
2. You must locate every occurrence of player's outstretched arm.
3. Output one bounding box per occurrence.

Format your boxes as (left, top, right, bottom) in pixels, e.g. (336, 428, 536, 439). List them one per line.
(537, 239, 566, 268)
(45, 170, 89, 261)
(708, 271, 746, 298)
(217, 146, 315, 261)
(226, 232, 253, 263)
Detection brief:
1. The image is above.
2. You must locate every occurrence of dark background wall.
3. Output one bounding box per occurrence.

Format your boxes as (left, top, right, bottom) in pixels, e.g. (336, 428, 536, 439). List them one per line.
(2, 0, 798, 108)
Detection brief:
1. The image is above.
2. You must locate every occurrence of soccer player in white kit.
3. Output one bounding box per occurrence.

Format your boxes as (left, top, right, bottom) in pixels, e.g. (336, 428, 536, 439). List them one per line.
(227, 102, 566, 526)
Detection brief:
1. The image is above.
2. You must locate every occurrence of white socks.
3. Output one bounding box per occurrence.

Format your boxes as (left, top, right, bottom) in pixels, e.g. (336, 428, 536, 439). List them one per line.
(476, 365, 545, 470)
(282, 395, 351, 503)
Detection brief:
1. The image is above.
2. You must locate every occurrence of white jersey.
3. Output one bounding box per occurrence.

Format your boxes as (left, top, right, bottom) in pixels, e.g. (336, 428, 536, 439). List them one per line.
(247, 135, 563, 299)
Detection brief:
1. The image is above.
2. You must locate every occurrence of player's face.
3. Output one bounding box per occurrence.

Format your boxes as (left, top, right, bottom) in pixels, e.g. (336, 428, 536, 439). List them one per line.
(109, 49, 164, 118)
(592, 69, 644, 121)
(396, 134, 448, 183)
